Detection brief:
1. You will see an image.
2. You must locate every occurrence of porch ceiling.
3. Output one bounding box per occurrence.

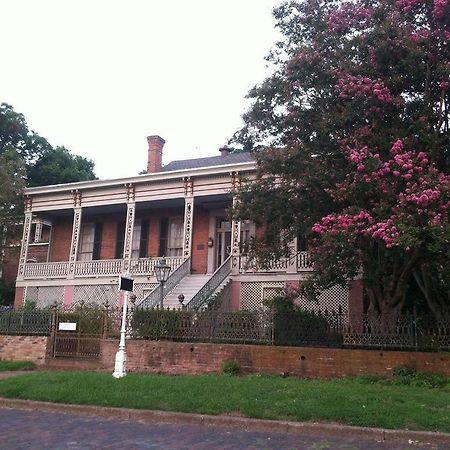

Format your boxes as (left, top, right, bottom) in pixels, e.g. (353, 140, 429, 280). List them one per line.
(35, 193, 233, 220)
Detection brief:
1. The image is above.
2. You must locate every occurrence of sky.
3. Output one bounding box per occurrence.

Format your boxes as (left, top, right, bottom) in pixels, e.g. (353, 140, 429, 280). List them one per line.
(1, 0, 280, 180)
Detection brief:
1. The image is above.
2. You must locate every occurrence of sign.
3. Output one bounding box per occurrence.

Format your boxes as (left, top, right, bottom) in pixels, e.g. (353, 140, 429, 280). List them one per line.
(119, 275, 134, 292)
(59, 322, 77, 331)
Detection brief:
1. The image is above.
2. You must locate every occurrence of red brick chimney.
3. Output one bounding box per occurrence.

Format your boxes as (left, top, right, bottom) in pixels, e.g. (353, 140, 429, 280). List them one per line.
(147, 135, 165, 173)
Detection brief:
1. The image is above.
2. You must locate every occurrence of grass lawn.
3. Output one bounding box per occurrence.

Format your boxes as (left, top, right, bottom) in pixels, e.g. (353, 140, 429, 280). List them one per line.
(0, 361, 35, 372)
(0, 370, 449, 432)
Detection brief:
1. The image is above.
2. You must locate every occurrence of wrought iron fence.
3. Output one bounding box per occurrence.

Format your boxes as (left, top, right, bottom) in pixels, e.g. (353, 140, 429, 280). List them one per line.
(0, 310, 52, 335)
(1, 304, 449, 352)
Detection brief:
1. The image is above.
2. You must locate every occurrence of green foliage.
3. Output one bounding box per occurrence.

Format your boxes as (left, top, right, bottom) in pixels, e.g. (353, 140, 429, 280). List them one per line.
(131, 308, 194, 340)
(0, 280, 16, 307)
(0, 371, 449, 432)
(392, 367, 449, 389)
(268, 294, 339, 346)
(0, 360, 36, 371)
(27, 146, 96, 187)
(58, 306, 104, 334)
(221, 359, 240, 375)
(231, 0, 450, 319)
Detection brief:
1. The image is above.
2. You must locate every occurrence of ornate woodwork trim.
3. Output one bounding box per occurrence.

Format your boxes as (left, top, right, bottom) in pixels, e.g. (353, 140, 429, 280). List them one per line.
(231, 196, 241, 274)
(183, 177, 194, 197)
(71, 190, 82, 208)
(17, 211, 33, 280)
(122, 202, 136, 272)
(231, 172, 241, 191)
(68, 207, 83, 276)
(125, 183, 135, 202)
(24, 196, 33, 212)
(183, 197, 194, 258)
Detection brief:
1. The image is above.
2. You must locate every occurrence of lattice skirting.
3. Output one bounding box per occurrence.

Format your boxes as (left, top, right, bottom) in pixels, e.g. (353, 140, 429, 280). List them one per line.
(24, 286, 65, 308)
(73, 285, 119, 308)
(240, 281, 349, 313)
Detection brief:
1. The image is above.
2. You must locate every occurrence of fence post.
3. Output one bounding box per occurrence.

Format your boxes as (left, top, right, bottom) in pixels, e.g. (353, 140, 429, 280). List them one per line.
(413, 306, 418, 351)
(102, 301, 110, 339)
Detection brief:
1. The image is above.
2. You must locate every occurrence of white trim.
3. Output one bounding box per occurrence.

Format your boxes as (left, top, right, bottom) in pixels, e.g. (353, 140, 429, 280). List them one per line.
(24, 162, 256, 195)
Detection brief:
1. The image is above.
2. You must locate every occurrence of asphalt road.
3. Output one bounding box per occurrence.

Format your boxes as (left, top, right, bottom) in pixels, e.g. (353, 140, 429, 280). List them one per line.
(0, 407, 448, 450)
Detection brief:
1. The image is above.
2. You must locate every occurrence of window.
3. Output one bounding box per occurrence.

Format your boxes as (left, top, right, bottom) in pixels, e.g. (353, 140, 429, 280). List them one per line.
(78, 223, 102, 261)
(159, 217, 183, 257)
(116, 220, 149, 259)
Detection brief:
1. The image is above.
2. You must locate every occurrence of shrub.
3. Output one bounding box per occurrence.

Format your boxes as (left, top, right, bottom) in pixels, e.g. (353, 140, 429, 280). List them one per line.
(393, 367, 449, 389)
(221, 359, 240, 375)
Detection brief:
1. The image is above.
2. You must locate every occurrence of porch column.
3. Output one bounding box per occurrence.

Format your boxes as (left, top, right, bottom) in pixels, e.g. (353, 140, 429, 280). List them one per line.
(231, 197, 241, 275)
(17, 197, 33, 281)
(122, 183, 136, 273)
(231, 173, 242, 275)
(68, 190, 83, 278)
(183, 177, 194, 258)
(287, 237, 297, 274)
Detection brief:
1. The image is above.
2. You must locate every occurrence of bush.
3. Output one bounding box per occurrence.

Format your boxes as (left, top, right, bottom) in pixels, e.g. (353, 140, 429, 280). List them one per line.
(131, 308, 194, 340)
(221, 359, 240, 375)
(392, 367, 449, 389)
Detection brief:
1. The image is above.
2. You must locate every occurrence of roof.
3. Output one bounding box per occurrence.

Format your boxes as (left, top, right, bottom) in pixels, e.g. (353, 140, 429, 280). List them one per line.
(163, 152, 254, 172)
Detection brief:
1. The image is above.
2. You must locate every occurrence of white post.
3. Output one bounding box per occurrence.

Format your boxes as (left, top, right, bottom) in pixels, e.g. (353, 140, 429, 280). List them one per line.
(113, 290, 129, 378)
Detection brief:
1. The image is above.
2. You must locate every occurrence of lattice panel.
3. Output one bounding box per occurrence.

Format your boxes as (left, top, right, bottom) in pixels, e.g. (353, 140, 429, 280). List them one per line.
(74, 285, 118, 308)
(134, 283, 158, 303)
(299, 284, 349, 314)
(240, 282, 284, 311)
(25, 286, 65, 308)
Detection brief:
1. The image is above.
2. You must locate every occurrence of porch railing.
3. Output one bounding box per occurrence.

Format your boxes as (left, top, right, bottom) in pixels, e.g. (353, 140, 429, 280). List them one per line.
(22, 257, 187, 280)
(74, 259, 123, 277)
(239, 251, 312, 273)
(185, 255, 232, 311)
(23, 262, 69, 279)
(138, 257, 191, 308)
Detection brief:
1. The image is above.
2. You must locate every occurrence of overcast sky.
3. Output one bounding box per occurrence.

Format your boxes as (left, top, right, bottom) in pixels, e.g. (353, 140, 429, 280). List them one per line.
(1, 0, 280, 179)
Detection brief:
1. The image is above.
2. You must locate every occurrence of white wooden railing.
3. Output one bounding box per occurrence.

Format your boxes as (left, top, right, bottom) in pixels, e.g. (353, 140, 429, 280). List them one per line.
(239, 251, 312, 273)
(22, 256, 187, 280)
(23, 262, 69, 279)
(74, 259, 124, 277)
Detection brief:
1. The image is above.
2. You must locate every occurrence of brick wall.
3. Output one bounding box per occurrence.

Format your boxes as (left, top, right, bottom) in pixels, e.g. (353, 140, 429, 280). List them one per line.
(49, 217, 72, 262)
(100, 340, 450, 377)
(0, 335, 49, 365)
(13, 287, 24, 309)
(28, 245, 49, 263)
(191, 207, 209, 274)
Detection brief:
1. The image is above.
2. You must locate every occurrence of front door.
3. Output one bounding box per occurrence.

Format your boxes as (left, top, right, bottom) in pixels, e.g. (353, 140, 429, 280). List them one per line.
(215, 217, 232, 269)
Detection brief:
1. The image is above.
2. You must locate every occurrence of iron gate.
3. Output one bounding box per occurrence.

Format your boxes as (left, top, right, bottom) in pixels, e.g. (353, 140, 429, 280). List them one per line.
(52, 304, 105, 359)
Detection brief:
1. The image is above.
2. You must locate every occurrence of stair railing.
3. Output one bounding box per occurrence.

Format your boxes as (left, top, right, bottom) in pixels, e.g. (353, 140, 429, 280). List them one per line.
(138, 257, 191, 308)
(185, 255, 232, 311)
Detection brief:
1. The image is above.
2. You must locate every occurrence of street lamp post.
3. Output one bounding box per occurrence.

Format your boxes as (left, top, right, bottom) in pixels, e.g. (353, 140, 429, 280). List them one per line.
(113, 275, 134, 379)
(154, 257, 171, 308)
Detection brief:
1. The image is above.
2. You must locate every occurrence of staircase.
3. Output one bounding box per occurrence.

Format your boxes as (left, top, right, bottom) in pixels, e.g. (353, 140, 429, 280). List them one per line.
(163, 274, 210, 309)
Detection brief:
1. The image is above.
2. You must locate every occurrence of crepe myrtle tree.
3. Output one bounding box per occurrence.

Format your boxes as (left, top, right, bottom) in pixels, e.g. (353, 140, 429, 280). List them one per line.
(232, 0, 450, 321)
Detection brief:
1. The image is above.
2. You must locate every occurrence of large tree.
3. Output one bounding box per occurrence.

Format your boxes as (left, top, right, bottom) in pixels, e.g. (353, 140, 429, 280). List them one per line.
(232, 0, 450, 321)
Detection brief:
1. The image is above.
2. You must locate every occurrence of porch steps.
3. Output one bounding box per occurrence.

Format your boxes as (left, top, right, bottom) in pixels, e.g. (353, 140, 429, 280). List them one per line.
(164, 274, 211, 309)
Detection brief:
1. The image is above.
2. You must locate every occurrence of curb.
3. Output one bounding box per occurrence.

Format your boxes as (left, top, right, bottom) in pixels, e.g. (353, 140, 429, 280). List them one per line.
(1, 397, 449, 446)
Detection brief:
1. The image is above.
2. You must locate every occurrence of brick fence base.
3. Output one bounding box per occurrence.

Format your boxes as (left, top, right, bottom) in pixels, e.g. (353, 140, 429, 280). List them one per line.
(100, 340, 450, 378)
(0, 335, 49, 365)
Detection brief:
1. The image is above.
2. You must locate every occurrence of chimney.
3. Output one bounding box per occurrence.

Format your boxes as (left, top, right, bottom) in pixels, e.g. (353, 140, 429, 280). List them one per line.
(219, 145, 231, 157)
(147, 135, 165, 173)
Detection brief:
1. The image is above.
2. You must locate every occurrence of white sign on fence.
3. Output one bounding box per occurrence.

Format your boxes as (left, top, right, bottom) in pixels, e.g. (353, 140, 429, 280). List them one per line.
(58, 322, 77, 331)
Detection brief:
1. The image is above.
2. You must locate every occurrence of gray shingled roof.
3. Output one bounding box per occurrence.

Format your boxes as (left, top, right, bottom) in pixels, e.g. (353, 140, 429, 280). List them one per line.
(162, 152, 254, 172)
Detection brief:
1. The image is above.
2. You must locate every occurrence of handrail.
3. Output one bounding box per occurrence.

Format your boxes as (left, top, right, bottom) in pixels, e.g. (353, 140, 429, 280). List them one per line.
(138, 257, 191, 308)
(185, 255, 232, 311)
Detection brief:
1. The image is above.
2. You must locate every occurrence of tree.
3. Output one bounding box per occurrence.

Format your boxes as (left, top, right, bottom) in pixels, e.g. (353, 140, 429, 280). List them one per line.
(232, 0, 450, 321)
(0, 103, 96, 187)
(27, 146, 96, 187)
